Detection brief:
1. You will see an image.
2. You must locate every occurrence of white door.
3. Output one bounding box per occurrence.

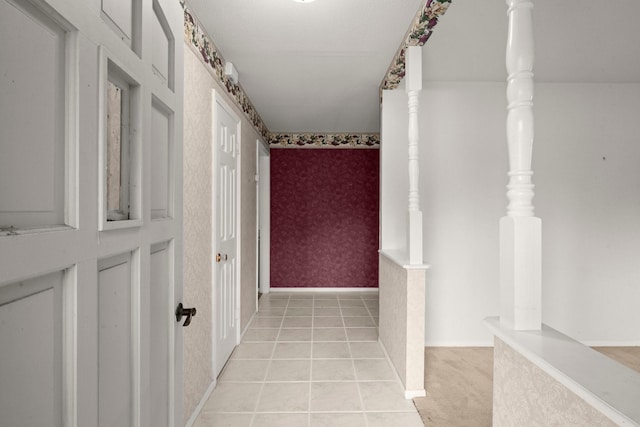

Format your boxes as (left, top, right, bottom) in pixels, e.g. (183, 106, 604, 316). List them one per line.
(0, 0, 184, 425)
(214, 96, 240, 377)
(257, 141, 271, 295)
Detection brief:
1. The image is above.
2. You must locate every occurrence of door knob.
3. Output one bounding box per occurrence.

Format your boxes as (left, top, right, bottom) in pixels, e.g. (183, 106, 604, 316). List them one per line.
(216, 253, 228, 263)
(175, 303, 196, 327)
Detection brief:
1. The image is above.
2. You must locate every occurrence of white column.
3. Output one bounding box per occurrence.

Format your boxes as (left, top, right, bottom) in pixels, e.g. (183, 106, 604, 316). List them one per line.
(405, 46, 423, 265)
(500, 0, 541, 330)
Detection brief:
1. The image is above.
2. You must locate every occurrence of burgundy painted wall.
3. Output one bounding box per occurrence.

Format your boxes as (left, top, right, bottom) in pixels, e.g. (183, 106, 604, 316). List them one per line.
(270, 149, 380, 288)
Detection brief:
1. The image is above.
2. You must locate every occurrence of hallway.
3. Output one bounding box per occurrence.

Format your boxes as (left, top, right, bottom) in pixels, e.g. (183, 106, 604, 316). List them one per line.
(193, 292, 423, 427)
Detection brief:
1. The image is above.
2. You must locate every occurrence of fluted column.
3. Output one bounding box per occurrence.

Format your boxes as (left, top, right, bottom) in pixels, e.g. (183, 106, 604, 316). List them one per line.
(405, 46, 423, 265)
(500, 0, 541, 330)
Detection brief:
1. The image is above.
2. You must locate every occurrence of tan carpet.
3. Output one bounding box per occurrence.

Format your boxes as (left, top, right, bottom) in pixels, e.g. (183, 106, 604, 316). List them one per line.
(593, 347, 640, 373)
(414, 346, 640, 427)
(414, 347, 493, 427)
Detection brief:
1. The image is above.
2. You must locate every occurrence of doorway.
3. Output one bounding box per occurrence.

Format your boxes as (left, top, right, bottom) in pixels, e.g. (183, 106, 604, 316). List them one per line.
(257, 140, 270, 297)
(212, 93, 241, 377)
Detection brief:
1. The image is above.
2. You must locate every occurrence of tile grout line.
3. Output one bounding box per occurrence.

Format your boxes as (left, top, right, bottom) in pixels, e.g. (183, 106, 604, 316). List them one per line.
(355, 295, 371, 427)
(249, 295, 289, 427)
(308, 295, 317, 427)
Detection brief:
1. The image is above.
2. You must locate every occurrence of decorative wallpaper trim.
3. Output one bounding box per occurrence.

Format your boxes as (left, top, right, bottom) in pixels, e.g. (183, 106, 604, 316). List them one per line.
(269, 133, 380, 148)
(182, 1, 381, 148)
(380, 0, 452, 91)
(182, 1, 270, 141)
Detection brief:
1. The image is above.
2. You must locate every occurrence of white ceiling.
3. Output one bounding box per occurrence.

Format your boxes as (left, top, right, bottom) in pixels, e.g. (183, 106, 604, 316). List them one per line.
(423, 0, 640, 83)
(186, 0, 423, 133)
(186, 0, 640, 135)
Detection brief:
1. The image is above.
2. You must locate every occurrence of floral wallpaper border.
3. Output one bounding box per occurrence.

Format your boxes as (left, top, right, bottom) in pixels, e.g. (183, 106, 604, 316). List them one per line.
(182, 1, 270, 141)
(380, 0, 452, 91)
(269, 133, 380, 148)
(182, 1, 383, 148)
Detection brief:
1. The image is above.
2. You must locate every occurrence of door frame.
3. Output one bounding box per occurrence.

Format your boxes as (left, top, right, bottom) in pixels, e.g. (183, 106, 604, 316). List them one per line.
(256, 140, 270, 297)
(211, 90, 242, 377)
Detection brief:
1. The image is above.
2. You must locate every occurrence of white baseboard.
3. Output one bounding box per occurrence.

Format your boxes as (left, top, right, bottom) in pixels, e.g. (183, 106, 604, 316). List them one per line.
(184, 380, 216, 427)
(378, 338, 426, 400)
(405, 389, 426, 399)
(270, 287, 379, 293)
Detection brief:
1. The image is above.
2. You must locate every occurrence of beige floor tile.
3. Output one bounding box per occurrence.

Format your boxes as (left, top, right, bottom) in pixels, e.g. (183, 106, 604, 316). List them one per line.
(366, 412, 424, 427)
(282, 316, 313, 328)
(288, 299, 313, 307)
(266, 359, 311, 381)
(272, 342, 312, 359)
(312, 294, 338, 300)
(337, 293, 363, 300)
(361, 293, 379, 300)
(231, 343, 274, 359)
(193, 412, 253, 427)
(290, 294, 314, 299)
(309, 382, 362, 412)
(310, 413, 366, 427)
(348, 342, 385, 359)
(250, 317, 283, 329)
(252, 413, 309, 427)
(266, 293, 291, 299)
(219, 360, 269, 382)
(313, 307, 341, 316)
(346, 328, 378, 342)
(359, 381, 416, 411)
(313, 328, 347, 342)
(312, 359, 355, 381)
(256, 307, 286, 316)
(286, 307, 313, 316)
(259, 299, 288, 307)
(353, 359, 396, 380)
(364, 299, 379, 308)
(312, 316, 343, 327)
(313, 299, 339, 307)
(202, 382, 262, 412)
(312, 342, 351, 359)
(256, 382, 309, 412)
(278, 328, 312, 342)
(243, 329, 279, 342)
(340, 307, 369, 316)
(343, 316, 375, 327)
(339, 299, 365, 308)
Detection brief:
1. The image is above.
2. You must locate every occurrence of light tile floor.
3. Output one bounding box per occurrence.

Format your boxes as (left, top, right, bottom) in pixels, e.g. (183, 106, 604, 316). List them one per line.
(194, 292, 424, 427)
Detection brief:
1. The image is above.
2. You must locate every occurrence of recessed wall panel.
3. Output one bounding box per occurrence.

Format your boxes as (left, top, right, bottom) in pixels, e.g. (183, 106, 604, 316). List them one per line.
(150, 99, 171, 219)
(0, 0, 66, 229)
(98, 254, 133, 427)
(151, 2, 170, 86)
(101, 0, 132, 40)
(149, 242, 170, 427)
(0, 272, 63, 427)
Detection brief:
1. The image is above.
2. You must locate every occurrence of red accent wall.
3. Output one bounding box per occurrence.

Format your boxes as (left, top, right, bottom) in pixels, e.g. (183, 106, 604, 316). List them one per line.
(270, 149, 380, 288)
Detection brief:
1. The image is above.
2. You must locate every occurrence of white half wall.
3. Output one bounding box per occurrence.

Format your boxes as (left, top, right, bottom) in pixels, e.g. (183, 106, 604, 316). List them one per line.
(381, 82, 640, 346)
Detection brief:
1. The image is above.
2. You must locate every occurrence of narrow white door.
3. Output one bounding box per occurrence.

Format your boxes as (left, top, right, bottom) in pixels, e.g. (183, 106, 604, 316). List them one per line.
(214, 96, 240, 376)
(257, 141, 271, 295)
(0, 0, 184, 426)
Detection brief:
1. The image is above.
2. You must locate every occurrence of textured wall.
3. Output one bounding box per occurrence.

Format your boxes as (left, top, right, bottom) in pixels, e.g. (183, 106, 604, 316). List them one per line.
(183, 46, 214, 423)
(493, 338, 618, 427)
(378, 252, 426, 395)
(183, 45, 261, 423)
(270, 149, 379, 288)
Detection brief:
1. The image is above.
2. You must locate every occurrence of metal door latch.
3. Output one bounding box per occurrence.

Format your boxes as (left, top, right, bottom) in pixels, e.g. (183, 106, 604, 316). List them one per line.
(176, 303, 196, 327)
